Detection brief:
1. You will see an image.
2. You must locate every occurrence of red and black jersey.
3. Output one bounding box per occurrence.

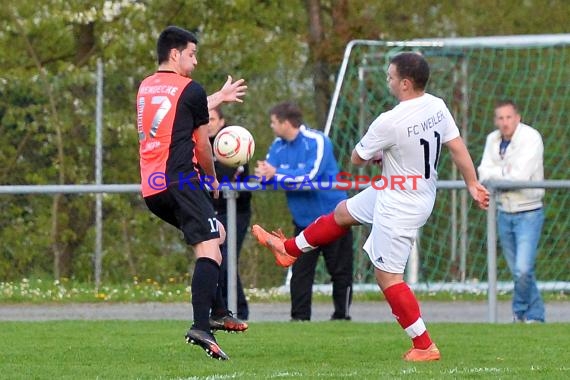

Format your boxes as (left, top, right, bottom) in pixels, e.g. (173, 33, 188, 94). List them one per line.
(136, 71, 209, 197)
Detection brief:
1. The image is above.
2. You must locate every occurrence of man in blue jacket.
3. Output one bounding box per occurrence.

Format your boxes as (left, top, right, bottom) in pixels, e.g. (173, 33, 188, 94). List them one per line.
(255, 101, 353, 321)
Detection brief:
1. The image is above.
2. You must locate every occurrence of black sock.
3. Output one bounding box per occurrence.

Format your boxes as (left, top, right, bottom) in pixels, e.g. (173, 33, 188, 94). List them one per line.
(191, 257, 220, 331)
(211, 267, 228, 317)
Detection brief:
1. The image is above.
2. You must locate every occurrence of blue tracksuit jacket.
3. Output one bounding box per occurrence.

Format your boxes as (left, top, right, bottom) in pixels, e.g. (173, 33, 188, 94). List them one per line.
(265, 125, 347, 227)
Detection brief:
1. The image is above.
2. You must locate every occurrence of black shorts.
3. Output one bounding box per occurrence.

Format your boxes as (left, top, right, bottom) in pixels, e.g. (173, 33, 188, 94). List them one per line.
(144, 182, 220, 245)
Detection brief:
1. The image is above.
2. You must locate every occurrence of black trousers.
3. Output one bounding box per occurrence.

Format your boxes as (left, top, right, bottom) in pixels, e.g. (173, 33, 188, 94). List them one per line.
(217, 211, 251, 320)
(290, 225, 354, 320)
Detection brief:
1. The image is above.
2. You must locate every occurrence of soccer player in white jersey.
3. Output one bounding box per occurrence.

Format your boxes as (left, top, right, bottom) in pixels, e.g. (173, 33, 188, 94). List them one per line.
(253, 52, 489, 362)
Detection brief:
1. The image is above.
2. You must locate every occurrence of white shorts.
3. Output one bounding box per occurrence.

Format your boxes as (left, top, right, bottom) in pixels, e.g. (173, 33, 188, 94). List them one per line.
(346, 186, 376, 225)
(346, 186, 418, 274)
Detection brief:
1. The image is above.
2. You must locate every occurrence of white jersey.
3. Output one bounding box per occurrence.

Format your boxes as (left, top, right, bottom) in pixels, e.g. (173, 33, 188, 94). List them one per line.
(355, 93, 460, 228)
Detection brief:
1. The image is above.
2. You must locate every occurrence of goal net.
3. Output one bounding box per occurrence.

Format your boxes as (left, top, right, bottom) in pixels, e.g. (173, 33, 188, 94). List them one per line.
(322, 35, 570, 293)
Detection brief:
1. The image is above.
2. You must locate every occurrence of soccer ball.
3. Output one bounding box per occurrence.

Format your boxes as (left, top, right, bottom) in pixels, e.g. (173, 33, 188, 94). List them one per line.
(213, 125, 255, 167)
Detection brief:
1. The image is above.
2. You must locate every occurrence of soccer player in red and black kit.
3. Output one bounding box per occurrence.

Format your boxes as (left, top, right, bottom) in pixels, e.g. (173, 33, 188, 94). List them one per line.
(136, 26, 247, 360)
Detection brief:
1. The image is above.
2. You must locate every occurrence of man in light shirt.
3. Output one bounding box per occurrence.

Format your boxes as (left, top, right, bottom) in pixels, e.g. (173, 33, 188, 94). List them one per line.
(478, 100, 545, 323)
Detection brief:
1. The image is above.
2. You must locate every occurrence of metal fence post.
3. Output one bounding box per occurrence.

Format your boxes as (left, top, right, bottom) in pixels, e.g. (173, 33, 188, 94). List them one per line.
(486, 186, 498, 323)
(95, 59, 104, 291)
(224, 189, 238, 313)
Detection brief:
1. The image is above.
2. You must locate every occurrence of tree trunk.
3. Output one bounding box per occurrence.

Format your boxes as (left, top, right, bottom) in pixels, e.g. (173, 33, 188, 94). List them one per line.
(305, 0, 331, 130)
(74, 22, 96, 66)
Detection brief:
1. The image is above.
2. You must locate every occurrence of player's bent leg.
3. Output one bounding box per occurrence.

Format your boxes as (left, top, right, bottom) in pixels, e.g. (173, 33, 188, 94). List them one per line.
(345, 186, 376, 226)
(252, 198, 362, 267)
(216, 220, 226, 245)
(333, 200, 361, 227)
(194, 238, 223, 265)
(296, 208, 352, 248)
(287, 200, 358, 256)
(254, 197, 361, 264)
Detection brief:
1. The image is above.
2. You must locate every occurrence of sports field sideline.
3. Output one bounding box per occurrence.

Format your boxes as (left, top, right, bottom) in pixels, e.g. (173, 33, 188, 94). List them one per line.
(2, 300, 569, 323)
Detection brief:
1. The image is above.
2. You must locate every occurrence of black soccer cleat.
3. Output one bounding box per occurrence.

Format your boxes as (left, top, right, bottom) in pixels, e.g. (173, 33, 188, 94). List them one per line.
(210, 311, 249, 332)
(185, 328, 229, 360)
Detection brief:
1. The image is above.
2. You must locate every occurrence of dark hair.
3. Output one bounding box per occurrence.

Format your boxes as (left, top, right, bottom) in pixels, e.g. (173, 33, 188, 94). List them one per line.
(495, 99, 519, 113)
(390, 52, 430, 90)
(269, 101, 303, 128)
(157, 26, 198, 65)
(211, 106, 224, 120)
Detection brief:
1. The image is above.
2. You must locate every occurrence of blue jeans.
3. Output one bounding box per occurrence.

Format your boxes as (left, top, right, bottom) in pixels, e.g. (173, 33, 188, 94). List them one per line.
(498, 208, 545, 322)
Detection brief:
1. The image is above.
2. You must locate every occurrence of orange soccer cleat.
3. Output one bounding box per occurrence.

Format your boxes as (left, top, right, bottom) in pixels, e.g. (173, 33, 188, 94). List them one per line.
(403, 343, 441, 362)
(251, 225, 297, 267)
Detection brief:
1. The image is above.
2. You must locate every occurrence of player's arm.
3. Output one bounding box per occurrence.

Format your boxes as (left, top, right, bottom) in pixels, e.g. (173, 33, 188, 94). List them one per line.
(446, 136, 489, 209)
(207, 75, 247, 110)
(194, 125, 220, 198)
(352, 114, 390, 167)
(350, 149, 367, 166)
(350, 149, 383, 167)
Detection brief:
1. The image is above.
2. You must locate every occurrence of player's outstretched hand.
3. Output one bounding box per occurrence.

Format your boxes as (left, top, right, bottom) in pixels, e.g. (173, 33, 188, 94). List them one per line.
(469, 182, 490, 210)
(219, 75, 247, 103)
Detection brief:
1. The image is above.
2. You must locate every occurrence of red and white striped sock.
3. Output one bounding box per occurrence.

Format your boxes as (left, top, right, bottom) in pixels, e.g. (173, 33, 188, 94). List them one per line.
(284, 213, 349, 257)
(383, 282, 433, 350)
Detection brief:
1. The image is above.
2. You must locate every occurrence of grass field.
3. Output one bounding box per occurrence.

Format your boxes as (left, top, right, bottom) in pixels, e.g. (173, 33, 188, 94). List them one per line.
(1, 321, 568, 379)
